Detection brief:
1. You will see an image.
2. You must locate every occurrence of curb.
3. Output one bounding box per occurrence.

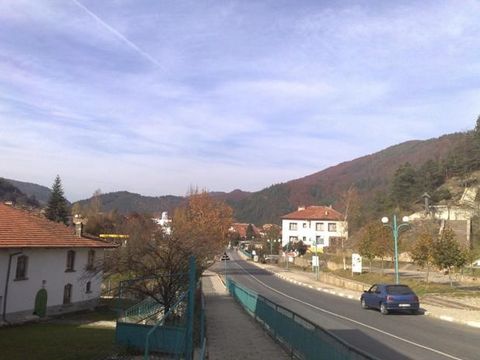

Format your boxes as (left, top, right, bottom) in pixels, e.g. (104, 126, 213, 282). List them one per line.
(240, 254, 480, 329)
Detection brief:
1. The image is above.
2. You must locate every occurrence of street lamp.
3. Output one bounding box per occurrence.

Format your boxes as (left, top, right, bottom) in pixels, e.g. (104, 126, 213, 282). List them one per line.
(381, 215, 409, 284)
(285, 241, 290, 270)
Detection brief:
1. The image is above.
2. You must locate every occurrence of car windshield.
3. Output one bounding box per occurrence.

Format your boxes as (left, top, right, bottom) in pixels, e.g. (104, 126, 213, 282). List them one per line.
(386, 285, 414, 295)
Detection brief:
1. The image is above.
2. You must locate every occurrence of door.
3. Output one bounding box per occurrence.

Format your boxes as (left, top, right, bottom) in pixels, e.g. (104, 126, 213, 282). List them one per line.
(34, 289, 48, 317)
(365, 284, 378, 307)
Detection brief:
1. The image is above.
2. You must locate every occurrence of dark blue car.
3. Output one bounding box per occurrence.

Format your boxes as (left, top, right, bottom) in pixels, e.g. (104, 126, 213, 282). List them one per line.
(360, 284, 419, 315)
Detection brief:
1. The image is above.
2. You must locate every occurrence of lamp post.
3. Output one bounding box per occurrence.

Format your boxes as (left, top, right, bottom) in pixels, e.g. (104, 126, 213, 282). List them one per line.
(285, 241, 290, 270)
(313, 239, 319, 280)
(381, 215, 409, 284)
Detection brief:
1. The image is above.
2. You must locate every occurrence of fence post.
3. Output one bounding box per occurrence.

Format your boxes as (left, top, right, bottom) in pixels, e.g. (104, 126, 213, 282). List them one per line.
(185, 256, 196, 360)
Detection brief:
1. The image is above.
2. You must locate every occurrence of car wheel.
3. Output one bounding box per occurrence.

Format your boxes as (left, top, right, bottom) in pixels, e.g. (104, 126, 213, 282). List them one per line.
(361, 298, 368, 309)
(410, 309, 418, 315)
(380, 302, 389, 315)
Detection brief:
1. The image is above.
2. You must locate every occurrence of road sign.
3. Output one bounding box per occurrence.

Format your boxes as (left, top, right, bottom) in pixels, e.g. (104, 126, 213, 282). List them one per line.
(221, 254, 230, 261)
(352, 253, 362, 274)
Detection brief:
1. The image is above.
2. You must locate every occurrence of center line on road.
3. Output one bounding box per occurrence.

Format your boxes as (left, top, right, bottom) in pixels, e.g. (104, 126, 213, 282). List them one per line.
(232, 257, 464, 360)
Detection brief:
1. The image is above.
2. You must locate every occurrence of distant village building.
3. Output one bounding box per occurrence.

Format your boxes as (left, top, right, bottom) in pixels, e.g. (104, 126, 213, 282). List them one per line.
(152, 211, 172, 235)
(408, 188, 477, 248)
(228, 223, 261, 239)
(281, 206, 347, 250)
(0, 203, 117, 324)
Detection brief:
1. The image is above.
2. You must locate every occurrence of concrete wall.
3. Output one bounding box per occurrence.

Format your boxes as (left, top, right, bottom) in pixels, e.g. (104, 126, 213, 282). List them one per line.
(0, 248, 104, 320)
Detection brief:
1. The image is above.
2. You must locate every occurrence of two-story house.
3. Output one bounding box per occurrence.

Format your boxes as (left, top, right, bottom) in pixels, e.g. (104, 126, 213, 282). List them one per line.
(0, 203, 117, 324)
(281, 206, 347, 250)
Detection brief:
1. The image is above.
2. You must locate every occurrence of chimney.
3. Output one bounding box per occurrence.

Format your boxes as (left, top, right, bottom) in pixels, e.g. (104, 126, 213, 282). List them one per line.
(73, 214, 84, 238)
(75, 222, 83, 237)
(298, 206, 306, 211)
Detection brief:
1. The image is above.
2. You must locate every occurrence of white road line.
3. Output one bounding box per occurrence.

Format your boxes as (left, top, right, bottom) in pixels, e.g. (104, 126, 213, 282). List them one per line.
(234, 259, 464, 360)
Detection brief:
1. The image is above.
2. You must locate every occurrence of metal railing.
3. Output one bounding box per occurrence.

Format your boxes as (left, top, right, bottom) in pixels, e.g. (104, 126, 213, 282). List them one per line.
(144, 291, 188, 359)
(239, 248, 253, 259)
(120, 296, 165, 324)
(227, 279, 380, 360)
(199, 290, 207, 360)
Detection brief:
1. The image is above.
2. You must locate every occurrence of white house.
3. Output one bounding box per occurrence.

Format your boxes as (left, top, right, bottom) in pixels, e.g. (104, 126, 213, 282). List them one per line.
(0, 203, 117, 324)
(281, 206, 348, 250)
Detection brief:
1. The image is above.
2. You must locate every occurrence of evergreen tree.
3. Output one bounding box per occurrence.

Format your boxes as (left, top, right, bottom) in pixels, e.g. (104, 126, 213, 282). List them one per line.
(417, 159, 444, 193)
(390, 163, 418, 210)
(45, 175, 69, 225)
(245, 223, 256, 240)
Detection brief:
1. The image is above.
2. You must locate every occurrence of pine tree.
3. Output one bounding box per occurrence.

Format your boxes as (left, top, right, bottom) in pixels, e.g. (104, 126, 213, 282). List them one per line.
(390, 162, 418, 210)
(45, 175, 69, 225)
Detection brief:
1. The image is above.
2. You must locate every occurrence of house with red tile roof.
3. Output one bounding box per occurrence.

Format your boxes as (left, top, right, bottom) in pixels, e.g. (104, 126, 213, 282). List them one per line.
(0, 203, 117, 323)
(281, 206, 348, 250)
(228, 223, 261, 239)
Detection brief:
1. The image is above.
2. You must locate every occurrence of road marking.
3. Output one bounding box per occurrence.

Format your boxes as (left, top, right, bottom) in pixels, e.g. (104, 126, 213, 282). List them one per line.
(440, 316, 454, 322)
(233, 258, 464, 360)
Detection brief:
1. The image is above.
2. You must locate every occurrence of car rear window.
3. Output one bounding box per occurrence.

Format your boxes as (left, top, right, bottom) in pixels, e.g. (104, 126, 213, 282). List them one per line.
(386, 285, 413, 295)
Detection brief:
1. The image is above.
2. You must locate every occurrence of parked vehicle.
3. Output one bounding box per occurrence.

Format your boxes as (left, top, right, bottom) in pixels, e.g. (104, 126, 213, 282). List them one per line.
(360, 284, 419, 315)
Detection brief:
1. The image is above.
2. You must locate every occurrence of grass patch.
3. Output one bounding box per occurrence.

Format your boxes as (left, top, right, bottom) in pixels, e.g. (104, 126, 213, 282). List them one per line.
(333, 269, 480, 297)
(0, 323, 116, 360)
(0, 307, 121, 360)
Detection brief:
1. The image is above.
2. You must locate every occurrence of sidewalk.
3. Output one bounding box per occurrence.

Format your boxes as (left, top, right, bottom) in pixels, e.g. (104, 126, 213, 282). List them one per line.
(202, 271, 290, 360)
(238, 253, 480, 329)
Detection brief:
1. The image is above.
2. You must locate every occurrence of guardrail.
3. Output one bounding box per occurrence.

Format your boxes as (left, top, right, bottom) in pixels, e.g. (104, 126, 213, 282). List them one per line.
(239, 248, 253, 259)
(199, 290, 207, 360)
(227, 279, 380, 360)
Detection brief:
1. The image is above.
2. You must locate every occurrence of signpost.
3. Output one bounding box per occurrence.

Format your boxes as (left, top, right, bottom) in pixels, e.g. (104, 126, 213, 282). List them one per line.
(352, 253, 362, 275)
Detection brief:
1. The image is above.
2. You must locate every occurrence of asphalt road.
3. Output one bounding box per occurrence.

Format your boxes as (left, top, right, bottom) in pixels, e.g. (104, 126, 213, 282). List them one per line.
(213, 250, 479, 360)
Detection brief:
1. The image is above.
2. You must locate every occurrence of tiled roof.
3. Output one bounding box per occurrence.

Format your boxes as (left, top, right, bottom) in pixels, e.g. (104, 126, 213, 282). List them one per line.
(281, 206, 344, 221)
(0, 203, 117, 248)
(229, 223, 261, 238)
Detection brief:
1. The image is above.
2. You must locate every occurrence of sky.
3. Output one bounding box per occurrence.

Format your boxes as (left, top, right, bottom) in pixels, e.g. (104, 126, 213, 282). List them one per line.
(0, 0, 479, 201)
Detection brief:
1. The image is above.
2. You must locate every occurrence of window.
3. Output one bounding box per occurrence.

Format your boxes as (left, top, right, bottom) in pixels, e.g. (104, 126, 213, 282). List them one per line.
(315, 222, 324, 231)
(302, 236, 306, 241)
(87, 250, 95, 270)
(289, 236, 298, 242)
(302, 222, 307, 228)
(63, 284, 72, 304)
(289, 222, 298, 231)
(86, 281, 92, 294)
(15, 255, 28, 280)
(66, 250, 76, 272)
(316, 236, 324, 245)
(328, 223, 337, 232)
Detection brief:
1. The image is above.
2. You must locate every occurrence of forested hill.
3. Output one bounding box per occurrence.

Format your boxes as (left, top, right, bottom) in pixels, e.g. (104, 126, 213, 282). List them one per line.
(75, 191, 184, 215)
(74, 130, 469, 226)
(232, 132, 467, 226)
(4, 127, 475, 226)
(74, 189, 252, 215)
(4, 178, 52, 205)
(0, 178, 40, 207)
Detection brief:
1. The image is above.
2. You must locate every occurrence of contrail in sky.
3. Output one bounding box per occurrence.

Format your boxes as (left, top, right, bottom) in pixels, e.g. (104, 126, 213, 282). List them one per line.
(71, 0, 162, 68)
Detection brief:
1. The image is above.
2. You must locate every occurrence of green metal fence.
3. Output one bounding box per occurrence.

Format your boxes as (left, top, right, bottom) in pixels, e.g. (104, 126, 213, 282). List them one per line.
(239, 248, 253, 259)
(119, 295, 165, 324)
(227, 279, 380, 360)
(115, 256, 197, 360)
(199, 290, 207, 360)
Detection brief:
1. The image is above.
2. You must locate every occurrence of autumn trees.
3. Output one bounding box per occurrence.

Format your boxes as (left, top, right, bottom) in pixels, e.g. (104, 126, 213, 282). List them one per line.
(102, 190, 233, 308)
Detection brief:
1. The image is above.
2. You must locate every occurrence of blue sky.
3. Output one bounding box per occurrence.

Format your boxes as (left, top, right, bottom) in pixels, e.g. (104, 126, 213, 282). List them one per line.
(0, 0, 479, 201)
